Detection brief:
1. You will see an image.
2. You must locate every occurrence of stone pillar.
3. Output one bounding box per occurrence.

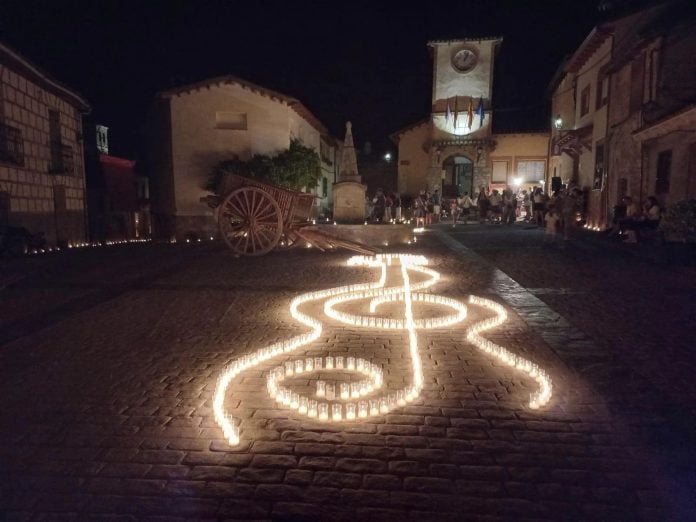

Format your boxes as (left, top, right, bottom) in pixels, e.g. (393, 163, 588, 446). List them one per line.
(333, 122, 367, 222)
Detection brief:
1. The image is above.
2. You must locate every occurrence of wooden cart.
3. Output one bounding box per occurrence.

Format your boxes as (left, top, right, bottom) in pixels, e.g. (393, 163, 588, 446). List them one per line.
(204, 173, 375, 256)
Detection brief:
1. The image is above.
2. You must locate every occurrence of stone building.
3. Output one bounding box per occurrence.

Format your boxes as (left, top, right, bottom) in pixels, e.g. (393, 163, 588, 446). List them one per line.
(146, 76, 338, 240)
(0, 42, 90, 246)
(550, 1, 696, 227)
(392, 37, 549, 199)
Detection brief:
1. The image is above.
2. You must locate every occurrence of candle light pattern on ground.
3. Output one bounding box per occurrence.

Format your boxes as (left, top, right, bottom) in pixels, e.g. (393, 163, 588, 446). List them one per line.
(213, 253, 553, 447)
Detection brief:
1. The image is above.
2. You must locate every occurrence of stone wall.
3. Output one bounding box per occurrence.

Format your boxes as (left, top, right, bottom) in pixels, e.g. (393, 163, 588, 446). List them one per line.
(0, 65, 86, 244)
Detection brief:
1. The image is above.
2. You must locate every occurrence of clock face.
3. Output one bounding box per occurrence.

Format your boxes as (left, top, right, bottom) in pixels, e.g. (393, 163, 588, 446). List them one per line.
(452, 48, 478, 72)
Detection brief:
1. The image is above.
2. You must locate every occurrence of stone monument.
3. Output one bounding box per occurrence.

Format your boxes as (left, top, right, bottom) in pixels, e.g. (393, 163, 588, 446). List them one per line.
(332, 121, 367, 222)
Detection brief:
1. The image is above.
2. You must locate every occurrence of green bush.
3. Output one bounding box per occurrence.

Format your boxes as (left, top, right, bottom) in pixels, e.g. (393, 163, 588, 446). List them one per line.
(659, 199, 696, 242)
(206, 139, 321, 193)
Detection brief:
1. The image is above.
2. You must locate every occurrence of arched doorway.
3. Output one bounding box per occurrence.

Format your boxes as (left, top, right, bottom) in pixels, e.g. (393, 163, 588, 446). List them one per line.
(442, 155, 473, 198)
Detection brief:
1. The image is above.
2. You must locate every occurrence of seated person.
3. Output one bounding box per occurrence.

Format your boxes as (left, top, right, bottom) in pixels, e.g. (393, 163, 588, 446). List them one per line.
(622, 196, 661, 243)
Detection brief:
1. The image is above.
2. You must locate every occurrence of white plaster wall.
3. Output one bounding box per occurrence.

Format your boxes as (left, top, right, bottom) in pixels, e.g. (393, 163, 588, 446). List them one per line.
(169, 84, 294, 216)
(575, 38, 611, 130)
(432, 40, 497, 103)
(396, 124, 431, 196)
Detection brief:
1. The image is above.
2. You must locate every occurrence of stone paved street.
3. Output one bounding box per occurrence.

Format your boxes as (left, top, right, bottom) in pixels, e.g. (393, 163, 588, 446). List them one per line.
(0, 229, 694, 521)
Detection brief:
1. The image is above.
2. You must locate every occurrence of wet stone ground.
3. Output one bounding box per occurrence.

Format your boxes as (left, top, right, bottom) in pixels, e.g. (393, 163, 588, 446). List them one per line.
(0, 228, 693, 521)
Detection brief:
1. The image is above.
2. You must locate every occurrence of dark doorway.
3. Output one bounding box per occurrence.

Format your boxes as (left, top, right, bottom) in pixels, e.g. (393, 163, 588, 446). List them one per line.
(443, 155, 473, 198)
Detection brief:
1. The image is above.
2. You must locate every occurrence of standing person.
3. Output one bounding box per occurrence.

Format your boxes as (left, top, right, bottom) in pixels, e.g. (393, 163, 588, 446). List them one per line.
(432, 189, 442, 223)
(544, 207, 560, 243)
(371, 189, 385, 223)
(450, 195, 460, 227)
(393, 192, 402, 222)
(477, 187, 489, 224)
(489, 190, 502, 223)
(560, 189, 578, 241)
(413, 190, 426, 228)
(425, 190, 433, 225)
(521, 190, 531, 221)
(384, 192, 393, 222)
(533, 188, 546, 226)
(459, 191, 474, 225)
(502, 186, 516, 225)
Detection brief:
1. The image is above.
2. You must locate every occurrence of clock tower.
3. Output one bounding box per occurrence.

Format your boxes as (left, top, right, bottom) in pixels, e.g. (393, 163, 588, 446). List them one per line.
(423, 37, 501, 196)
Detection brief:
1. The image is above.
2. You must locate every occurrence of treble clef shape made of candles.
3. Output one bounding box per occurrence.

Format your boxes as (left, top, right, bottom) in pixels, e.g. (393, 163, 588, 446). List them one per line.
(213, 253, 552, 447)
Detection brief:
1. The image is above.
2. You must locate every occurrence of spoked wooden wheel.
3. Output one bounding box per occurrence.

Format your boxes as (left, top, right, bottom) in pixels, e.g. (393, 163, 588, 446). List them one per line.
(219, 187, 283, 256)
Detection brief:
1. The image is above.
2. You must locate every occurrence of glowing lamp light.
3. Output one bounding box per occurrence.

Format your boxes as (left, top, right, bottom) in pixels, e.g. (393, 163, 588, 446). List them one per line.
(212, 253, 554, 447)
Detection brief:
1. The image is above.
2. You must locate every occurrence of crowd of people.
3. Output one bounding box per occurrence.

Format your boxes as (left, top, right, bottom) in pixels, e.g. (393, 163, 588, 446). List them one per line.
(366, 185, 661, 244)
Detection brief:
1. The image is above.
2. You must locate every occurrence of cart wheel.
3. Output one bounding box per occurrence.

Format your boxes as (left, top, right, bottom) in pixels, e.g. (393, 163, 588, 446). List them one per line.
(219, 187, 283, 256)
(276, 230, 299, 250)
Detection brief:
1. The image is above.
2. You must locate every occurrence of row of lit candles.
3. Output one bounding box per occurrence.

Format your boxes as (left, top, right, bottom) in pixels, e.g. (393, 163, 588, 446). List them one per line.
(26, 238, 153, 255)
(583, 224, 604, 232)
(467, 296, 553, 409)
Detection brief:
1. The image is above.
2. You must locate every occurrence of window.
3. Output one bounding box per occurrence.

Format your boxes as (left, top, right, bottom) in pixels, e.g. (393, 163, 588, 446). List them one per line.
(594, 142, 605, 190)
(0, 123, 24, 166)
(516, 160, 546, 182)
(322, 177, 328, 198)
(596, 77, 608, 109)
(491, 160, 508, 182)
(655, 150, 671, 195)
(644, 47, 660, 103)
(215, 112, 247, 130)
(580, 85, 591, 116)
(48, 109, 73, 174)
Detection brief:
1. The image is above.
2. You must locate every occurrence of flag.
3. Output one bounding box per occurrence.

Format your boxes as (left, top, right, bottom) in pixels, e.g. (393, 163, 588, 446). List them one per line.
(445, 98, 452, 125)
(453, 96, 459, 128)
(477, 97, 485, 127)
(467, 97, 474, 129)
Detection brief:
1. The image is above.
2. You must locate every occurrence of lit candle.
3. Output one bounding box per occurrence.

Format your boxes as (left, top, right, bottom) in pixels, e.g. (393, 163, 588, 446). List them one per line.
(294, 359, 304, 374)
(305, 358, 314, 372)
(346, 403, 356, 420)
(290, 392, 300, 409)
(299, 396, 308, 414)
(326, 383, 335, 400)
(350, 382, 360, 399)
(316, 380, 326, 398)
(379, 398, 389, 414)
(346, 357, 355, 370)
(340, 383, 350, 400)
(335, 356, 344, 369)
(308, 399, 318, 418)
(318, 402, 329, 421)
(284, 361, 294, 377)
(325, 356, 334, 369)
(314, 357, 323, 370)
(358, 401, 368, 418)
(396, 390, 405, 406)
(332, 403, 342, 421)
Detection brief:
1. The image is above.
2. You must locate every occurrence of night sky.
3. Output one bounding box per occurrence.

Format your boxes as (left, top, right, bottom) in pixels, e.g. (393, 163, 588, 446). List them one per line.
(1, 0, 604, 159)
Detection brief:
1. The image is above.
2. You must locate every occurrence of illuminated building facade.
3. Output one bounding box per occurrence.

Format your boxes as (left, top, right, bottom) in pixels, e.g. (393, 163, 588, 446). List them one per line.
(392, 38, 549, 198)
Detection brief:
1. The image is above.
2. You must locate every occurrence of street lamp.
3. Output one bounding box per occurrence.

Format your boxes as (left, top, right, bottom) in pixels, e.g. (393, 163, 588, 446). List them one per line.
(384, 152, 392, 162)
(554, 115, 563, 130)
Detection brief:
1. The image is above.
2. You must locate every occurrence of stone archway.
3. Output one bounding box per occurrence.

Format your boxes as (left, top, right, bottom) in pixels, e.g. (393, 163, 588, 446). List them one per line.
(442, 155, 474, 198)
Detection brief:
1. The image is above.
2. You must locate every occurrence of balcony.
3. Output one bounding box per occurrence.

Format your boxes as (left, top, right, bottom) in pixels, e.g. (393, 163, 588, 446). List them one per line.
(0, 123, 24, 166)
(49, 142, 74, 175)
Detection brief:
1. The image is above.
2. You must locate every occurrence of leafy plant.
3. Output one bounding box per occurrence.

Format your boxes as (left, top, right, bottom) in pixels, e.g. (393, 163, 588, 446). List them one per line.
(659, 199, 696, 242)
(206, 139, 321, 193)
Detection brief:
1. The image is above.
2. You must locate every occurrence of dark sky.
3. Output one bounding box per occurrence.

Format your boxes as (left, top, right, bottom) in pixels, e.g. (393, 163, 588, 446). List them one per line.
(1, 0, 604, 158)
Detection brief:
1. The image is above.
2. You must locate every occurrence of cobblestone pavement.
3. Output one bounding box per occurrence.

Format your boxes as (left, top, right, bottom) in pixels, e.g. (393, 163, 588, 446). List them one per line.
(0, 232, 692, 520)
